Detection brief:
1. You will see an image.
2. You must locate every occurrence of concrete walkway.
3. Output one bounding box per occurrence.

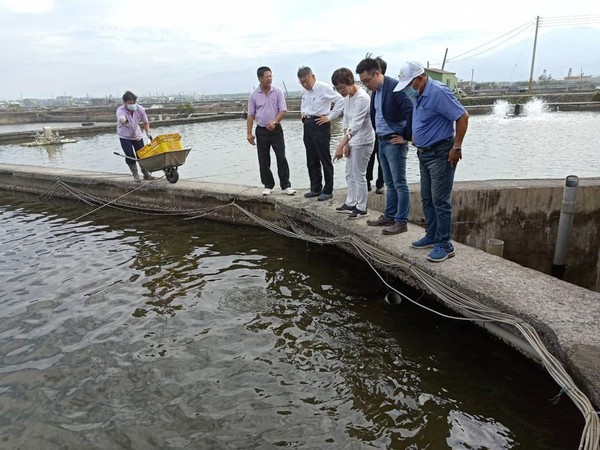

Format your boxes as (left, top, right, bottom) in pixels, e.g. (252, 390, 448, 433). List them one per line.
(0, 164, 598, 412)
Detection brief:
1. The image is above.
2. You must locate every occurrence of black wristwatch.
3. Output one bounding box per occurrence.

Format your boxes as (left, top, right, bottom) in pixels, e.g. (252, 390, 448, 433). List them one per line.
(452, 147, 461, 152)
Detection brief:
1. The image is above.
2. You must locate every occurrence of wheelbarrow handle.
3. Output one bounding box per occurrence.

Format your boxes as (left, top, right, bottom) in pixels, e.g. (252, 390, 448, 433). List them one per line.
(113, 151, 139, 161)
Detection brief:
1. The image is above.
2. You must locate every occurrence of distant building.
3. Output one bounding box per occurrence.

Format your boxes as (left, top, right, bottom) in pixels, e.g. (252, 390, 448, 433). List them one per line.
(564, 75, 592, 81)
(425, 68, 459, 91)
(89, 97, 116, 106)
(22, 98, 42, 107)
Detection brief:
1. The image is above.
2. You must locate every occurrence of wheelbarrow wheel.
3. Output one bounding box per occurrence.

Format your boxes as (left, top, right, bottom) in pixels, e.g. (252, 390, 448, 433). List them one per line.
(165, 167, 179, 184)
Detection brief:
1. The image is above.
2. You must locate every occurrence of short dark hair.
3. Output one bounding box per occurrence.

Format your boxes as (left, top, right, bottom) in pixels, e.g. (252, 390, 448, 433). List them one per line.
(257, 66, 271, 78)
(375, 56, 387, 75)
(297, 66, 313, 79)
(356, 57, 380, 76)
(331, 68, 355, 87)
(122, 91, 137, 102)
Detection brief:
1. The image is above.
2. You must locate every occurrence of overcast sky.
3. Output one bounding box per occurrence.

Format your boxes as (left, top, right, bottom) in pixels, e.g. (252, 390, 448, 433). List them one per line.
(1, 0, 599, 100)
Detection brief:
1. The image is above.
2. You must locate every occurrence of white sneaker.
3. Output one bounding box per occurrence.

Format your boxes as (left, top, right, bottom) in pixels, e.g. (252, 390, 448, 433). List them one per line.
(262, 188, 272, 196)
(283, 187, 296, 195)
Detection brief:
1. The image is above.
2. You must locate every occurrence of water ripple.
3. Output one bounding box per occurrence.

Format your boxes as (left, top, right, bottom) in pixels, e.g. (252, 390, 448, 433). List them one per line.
(0, 193, 583, 449)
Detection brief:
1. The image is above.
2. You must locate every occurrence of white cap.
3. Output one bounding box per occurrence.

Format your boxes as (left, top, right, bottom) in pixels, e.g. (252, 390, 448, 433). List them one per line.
(393, 61, 425, 92)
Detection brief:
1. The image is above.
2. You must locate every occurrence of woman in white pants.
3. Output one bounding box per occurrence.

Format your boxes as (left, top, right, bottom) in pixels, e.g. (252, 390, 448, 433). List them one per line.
(331, 68, 375, 219)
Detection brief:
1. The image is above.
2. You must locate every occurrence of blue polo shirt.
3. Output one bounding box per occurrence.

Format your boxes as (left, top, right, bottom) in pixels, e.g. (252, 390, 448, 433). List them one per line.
(412, 79, 466, 148)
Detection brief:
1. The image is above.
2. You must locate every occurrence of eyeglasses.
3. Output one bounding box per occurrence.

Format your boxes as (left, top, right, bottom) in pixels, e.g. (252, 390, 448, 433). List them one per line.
(360, 74, 375, 86)
(333, 85, 347, 92)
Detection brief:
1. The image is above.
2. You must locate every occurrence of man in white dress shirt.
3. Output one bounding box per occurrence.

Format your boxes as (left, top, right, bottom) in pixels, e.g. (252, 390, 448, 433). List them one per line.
(297, 66, 344, 201)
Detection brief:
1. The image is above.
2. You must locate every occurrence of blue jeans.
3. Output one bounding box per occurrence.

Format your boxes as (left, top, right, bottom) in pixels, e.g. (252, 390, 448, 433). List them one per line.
(418, 141, 455, 246)
(378, 140, 409, 223)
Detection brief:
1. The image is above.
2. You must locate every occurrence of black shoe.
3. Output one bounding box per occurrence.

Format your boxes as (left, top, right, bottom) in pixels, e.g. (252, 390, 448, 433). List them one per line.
(304, 191, 319, 198)
(348, 208, 369, 220)
(375, 187, 384, 194)
(317, 193, 333, 201)
(336, 203, 355, 214)
(382, 222, 408, 235)
(366, 215, 395, 226)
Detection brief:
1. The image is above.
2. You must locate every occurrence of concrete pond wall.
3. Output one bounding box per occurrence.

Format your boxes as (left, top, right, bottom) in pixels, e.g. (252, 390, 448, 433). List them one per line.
(367, 178, 600, 292)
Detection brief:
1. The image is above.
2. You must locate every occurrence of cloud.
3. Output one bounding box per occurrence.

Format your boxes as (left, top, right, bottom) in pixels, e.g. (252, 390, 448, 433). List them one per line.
(0, 0, 598, 98)
(0, 0, 54, 13)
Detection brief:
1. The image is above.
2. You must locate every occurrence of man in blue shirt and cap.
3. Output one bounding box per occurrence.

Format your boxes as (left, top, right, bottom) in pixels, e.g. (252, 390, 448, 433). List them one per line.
(394, 61, 469, 262)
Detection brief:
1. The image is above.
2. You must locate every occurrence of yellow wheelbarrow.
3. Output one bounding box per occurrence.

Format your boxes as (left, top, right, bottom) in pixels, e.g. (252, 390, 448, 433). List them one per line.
(115, 133, 191, 184)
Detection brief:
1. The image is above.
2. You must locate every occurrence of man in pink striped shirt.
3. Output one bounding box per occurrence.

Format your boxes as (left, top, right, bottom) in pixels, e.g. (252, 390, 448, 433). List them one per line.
(116, 90, 154, 182)
(246, 67, 296, 196)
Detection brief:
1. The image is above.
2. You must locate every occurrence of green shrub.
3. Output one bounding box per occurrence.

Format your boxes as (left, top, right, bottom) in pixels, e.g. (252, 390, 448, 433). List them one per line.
(177, 103, 194, 114)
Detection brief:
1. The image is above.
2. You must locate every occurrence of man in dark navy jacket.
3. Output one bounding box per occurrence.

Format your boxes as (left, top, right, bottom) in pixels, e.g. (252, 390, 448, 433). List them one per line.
(356, 57, 413, 235)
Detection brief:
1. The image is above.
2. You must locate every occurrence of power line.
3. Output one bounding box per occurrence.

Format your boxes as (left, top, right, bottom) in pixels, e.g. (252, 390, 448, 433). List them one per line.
(540, 14, 600, 27)
(445, 14, 600, 65)
(447, 21, 534, 64)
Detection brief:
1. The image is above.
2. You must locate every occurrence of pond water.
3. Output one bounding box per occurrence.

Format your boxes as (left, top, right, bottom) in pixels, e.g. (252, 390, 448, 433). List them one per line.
(0, 102, 598, 189)
(0, 191, 584, 449)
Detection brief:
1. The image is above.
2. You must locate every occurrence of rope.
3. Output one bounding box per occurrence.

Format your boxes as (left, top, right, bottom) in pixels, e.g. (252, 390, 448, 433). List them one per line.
(2, 175, 165, 253)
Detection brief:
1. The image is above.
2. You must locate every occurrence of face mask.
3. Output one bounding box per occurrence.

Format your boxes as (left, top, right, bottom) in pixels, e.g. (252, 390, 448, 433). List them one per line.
(126, 104, 138, 111)
(404, 86, 418, 99)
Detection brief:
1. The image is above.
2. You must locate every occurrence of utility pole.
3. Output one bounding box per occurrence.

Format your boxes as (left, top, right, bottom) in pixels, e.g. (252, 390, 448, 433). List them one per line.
(470, 67, 474, 90)
(282, 81, 289, 99)
(441, 48, 448, 71)
(528, 16, 540, 93)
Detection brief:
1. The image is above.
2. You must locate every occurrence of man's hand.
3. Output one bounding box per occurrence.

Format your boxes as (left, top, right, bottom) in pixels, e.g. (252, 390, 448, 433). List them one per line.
(247, 133, 256, 145)
(315, 115, 330, 126)
(333, 142, 344, 161)
(390, 135, 407, 145)
(266, 121, 277, 131)
(448, 147, 462, 168)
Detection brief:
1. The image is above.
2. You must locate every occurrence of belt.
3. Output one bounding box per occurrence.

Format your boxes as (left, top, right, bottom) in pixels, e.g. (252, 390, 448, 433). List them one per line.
(416, 136, 453, 153)
(377, 133, 398, 141)
(304, 115, 321, 120)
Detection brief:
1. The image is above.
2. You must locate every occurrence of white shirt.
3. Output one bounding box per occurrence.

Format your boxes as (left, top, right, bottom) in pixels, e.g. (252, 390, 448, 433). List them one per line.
(300, 80, 344, 120)
(343, 87, 375, 146)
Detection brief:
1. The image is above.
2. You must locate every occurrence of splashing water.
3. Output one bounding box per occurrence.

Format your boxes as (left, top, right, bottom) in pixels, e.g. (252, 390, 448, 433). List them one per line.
(523, 97, 550, 116)
(492, 97, 549, 118)
(492, 99, 510, 117)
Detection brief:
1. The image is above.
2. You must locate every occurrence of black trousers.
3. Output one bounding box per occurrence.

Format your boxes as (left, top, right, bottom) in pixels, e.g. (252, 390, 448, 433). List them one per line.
(119, 137, 144, 168)
(303, 119, 333, 195)
(256, 125, 291, 190)
(366, 139, 384, 189)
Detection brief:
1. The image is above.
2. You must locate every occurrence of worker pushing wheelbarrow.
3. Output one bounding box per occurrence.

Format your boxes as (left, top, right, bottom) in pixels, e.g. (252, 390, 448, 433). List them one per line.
(115, 133, 191, 184)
